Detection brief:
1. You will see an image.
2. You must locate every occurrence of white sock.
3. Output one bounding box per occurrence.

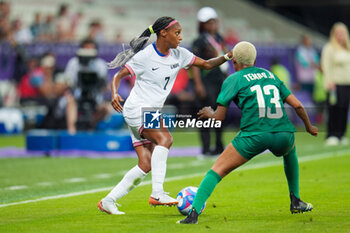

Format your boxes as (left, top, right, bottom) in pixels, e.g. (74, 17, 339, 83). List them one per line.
(151, 145, 169, 196)
(105, 165, 147, 202)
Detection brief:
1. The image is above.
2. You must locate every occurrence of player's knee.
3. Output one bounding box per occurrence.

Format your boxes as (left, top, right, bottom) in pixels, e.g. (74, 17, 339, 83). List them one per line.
(155, 134, 173, 148)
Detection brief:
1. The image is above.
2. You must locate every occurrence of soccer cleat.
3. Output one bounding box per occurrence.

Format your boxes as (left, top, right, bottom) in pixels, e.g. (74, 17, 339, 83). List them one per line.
(149, 192, 178, 206)
(98, 198, 125, 215)
(290, 193, 313, 214)
(177, 208, 199, 224)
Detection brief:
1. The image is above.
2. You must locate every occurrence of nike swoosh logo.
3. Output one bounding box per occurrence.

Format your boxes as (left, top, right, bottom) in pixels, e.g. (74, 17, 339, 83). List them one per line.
(152, 67, 159, 71)
(151, 197, 160, 201)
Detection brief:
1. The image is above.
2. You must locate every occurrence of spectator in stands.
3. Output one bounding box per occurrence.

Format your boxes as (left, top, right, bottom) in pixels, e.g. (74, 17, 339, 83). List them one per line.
(0, 15, 10, 40)
(192, 7, 229, 156)
(11, 18, 33, 44)
(0, 1, 10, 41)
(38, 53, 77, 133)
(0, 1, 10, 19)
(56, 4, 74, 42)
(41, 14, 56, 42)
(64, 38, 111, 131)
(30, 12, 44, 40)
(17, 52, 76, 132)
(87, 19, 105, 44)
(321, 22, 350, 146)
(295, 34, 320, 95)
(18, 54, 66, 103)
(224, 28, 240, 45)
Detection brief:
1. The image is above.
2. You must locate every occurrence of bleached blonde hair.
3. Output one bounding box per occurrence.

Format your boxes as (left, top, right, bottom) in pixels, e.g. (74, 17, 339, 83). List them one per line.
(330, 22, 350, 51)
(232, 41, 257, 65)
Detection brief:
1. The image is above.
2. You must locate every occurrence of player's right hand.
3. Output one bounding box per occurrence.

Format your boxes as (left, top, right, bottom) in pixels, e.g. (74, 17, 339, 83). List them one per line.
(307, 125, 318, 136)
(111, 93, 124, 112)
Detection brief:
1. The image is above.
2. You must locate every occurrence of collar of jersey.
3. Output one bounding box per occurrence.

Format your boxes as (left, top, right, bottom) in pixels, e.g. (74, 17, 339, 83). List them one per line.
(152, 42, 170, 57)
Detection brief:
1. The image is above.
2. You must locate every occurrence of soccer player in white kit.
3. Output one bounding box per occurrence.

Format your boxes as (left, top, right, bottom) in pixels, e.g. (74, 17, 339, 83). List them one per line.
(98, 16, 233, 215)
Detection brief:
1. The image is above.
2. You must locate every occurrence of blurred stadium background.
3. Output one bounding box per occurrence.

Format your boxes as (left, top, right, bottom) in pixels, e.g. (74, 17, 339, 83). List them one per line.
(1, 0, 349, 153)
(1, 1, 350, 232)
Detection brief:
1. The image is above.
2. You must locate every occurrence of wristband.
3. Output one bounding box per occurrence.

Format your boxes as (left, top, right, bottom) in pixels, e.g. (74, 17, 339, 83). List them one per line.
(224, 53, 232, 61)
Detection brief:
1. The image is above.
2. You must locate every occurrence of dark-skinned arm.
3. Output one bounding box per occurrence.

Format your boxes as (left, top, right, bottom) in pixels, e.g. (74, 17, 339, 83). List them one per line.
(110, 67, 130, 112)
(197, 105, 228, 121)
(285, 94, 318, 136)
(192, 50, 233, 70)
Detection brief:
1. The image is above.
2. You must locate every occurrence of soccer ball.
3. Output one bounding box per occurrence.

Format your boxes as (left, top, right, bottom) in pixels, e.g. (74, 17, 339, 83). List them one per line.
(176, 186, 206, 216)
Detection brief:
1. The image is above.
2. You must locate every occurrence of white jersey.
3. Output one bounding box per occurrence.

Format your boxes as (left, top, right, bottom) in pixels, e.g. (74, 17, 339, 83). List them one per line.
(123, 42, 196, 118)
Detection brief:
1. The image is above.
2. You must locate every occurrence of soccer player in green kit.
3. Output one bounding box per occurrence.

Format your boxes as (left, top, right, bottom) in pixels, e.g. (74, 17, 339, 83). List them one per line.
(178, 41, 318, 224)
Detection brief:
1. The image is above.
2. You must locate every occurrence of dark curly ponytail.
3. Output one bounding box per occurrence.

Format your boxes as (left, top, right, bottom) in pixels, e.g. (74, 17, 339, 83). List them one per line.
(108, 16, 176, 69)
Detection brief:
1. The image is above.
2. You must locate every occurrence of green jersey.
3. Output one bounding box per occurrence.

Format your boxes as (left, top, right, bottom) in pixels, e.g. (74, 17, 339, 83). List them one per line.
(217, 66, 295, 137)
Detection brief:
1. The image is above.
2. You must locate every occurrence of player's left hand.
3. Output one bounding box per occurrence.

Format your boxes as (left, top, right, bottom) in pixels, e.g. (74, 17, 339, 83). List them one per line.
(111, 93, 124, 112)
(198, 106, 214, 119)
(307, 125, 319, 136)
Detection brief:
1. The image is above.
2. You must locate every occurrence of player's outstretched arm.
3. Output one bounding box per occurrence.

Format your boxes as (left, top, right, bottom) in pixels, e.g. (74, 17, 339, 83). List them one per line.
(285, 94, 318, 136)
(110, 67, 130, 112)
(193, 50, 233, 70)
(198, 105, 228, 121)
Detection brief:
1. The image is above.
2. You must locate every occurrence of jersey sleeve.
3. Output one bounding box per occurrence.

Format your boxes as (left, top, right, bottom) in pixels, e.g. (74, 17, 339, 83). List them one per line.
(216, 75, 238, 107)
(279, 80, 292, 101)
(178, 47, 196, 69)
(124, 53, 145, 78)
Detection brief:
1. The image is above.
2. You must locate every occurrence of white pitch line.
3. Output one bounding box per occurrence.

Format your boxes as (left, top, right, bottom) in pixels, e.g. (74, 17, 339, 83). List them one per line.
(64, 178, 86, 183)
(36, 182, 54, 187)
(0, 149, 350, 208)
(5, 185, 28, 191)
(94, 173, 112, 179)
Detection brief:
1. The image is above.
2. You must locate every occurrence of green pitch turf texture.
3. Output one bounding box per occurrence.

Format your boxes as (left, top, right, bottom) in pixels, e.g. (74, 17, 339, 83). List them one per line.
(0, 131, 350, 233)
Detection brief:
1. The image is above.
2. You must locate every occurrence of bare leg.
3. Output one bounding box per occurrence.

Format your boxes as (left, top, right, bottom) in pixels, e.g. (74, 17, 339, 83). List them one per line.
(65, 93, 77, 134)
(212, 143, 248, 178)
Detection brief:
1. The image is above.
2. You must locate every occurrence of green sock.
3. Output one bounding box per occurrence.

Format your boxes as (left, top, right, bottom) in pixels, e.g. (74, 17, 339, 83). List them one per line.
(283, 146, 300, 199)
(192, 169, 222, 214)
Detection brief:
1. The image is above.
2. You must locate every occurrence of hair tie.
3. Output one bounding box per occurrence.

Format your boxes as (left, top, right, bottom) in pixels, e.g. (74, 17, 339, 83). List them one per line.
(149, 25, 155, 34)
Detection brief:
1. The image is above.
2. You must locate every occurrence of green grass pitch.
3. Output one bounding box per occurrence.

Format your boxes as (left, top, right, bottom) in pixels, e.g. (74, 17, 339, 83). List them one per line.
(0, 131, 350, 232)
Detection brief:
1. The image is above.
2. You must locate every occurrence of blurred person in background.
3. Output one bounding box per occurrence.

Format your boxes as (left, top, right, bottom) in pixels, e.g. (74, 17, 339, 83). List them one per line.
(30, 12, 44, 40)
(192, 7, 229, 156)
(0, 0, 10, 19)
(64, 38, 110, 132)
(321, 22, 350, 146)
(294, 34, 320, 96)
(0, 1, 10, 41)
(11, 18, 33, 44)
(40, 14, 56, 41)
(38, 52, 76, 133)
(56, 4, 75, 42)
(270, 57, 291, 89)
(87, 19, 105, 44)
(0, 15, 10, 40)
(224, 28, 240, 45)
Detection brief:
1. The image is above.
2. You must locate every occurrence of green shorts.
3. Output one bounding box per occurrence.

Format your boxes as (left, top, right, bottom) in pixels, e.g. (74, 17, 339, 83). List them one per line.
(232, 132, 295, 160)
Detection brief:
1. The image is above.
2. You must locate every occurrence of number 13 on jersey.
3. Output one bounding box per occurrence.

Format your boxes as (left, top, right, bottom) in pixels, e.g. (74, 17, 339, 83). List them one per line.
(250, 84, 283, 119)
